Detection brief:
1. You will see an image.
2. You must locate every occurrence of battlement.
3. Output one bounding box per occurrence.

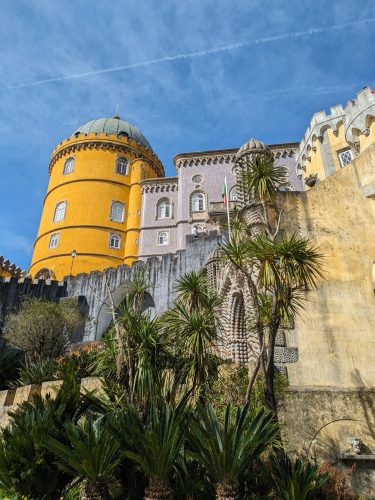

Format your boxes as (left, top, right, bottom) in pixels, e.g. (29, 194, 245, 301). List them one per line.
(0, 256, 26, 278)
(49, 131, 164, 177)
(0, 377, 103, 429)
(297, 86, 375, 169)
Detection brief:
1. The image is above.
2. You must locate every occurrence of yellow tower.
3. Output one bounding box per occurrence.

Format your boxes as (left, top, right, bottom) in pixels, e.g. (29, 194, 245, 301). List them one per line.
(30, 116, 164, 280)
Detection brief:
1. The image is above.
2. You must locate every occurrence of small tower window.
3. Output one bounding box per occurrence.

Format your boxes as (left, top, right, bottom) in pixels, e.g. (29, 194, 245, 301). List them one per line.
(157, 198, 171, 219)
(191, 192, 206, 212)
(158, 231, 169, 245)
(230, 186, 238, 201)
(109, 233, 121, 249)
(110, 201, 125, 222)
(63, 157, 75, 175)
(53, 201, 66, 222)
(338, 148, 354, 167)
(49, 233, 60, 248)
(115, 156, 129, 175)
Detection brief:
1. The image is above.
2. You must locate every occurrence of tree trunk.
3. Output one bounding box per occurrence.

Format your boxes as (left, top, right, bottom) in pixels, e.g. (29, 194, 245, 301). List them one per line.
(264, 329, 278, 414)
(144, 478, 173, 500)
(80, 480, 109, 500)
(216, 480, 239, 500)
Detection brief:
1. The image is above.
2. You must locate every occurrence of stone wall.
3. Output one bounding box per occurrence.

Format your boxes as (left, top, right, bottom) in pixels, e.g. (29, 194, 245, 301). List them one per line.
(0, 377, 103, 430)
(280, 387, 375, 497)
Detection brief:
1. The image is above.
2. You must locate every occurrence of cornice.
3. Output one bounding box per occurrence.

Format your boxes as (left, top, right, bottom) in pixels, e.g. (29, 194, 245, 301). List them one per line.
(49, 134, 164, 178)
(141, 177, 178, 193)
(174, 143, 298, 168)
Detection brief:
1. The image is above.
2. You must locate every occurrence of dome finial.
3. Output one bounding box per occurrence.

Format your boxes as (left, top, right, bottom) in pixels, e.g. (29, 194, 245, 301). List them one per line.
(112, 103, 120, 120)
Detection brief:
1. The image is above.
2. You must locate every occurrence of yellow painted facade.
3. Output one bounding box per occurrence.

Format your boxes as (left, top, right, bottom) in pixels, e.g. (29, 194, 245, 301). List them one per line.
(30, 122, 163, 280)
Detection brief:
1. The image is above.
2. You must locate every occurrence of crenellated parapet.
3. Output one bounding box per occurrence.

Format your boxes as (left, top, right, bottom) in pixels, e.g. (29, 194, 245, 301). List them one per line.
(297, 87, 375, 176)
(0, 256, 26, 279)
(49, 132, 164, 178)
(0, 377, 103, 429)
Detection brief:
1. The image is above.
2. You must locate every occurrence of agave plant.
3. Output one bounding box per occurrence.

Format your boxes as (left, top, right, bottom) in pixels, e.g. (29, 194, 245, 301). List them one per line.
(269, 452, 329, 500)
(188, 404, 279, 500)
(46, 418, 121, 500)
(11, 358, 57, 387)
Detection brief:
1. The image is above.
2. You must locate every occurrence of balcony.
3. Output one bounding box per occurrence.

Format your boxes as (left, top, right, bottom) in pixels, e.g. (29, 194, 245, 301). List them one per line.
(209, 201, 238, 212)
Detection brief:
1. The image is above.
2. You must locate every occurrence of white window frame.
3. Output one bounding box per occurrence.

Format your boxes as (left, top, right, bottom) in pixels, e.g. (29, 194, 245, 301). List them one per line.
(338, 148, 354, 168)
(109, 233, 121, 249)
(157, 230, 169, 246)
(49, 233, 60, 249)
(53, 201, 67, 222)
(63, 157, 75, 175)
(191, 192, 206, 212)
(157, 198, 171, 219)
(115, 156, 129, 175)
(110, 201, 125, 222)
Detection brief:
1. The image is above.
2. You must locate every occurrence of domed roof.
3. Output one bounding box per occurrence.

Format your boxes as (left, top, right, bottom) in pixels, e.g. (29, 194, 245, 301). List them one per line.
(74, 116, 151, 149)
(236, 137, 270, 159)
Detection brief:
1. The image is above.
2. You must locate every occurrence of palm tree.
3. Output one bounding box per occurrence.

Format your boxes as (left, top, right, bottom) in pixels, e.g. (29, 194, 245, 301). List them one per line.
(269, 452, 328, 500)
(175, 269, 213, 313)
(188, 403, 280, 499)
(110, 403, 187, 500)
(45, 418, 121, 500)
(163, 300, 219, 401)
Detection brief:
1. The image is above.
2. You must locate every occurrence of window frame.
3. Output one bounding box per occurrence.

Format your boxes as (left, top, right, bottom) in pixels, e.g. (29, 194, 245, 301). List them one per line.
(110, 201, 125, 223)
(229, 186, 238, 201)
(190, 191, 206, 213)
(157, 230, 169, 246)
(338, 148, 354, 168)
(62, 156, 75, 175)
(53, 201, 67, 223)
(115, 156, 129, 175)
(157, 198, 172, 219)
(48, 232, 60, 249)
(109, 233, 121, 249)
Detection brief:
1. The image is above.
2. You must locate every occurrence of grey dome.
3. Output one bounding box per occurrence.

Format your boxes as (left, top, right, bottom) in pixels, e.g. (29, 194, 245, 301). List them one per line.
(74, 116, 151, 149)
(236, 138, 270, 159)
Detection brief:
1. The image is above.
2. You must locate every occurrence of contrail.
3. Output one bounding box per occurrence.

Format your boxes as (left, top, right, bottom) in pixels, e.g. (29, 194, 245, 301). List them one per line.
(2, 17, 375, 91)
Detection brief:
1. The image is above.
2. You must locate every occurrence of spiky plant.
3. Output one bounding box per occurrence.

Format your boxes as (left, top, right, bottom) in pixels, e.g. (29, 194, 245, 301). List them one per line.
(269, 452, 329, 500)
(110, 403, 187, 500)
(46, 418, 120, 500)
(188, 404, 280, 499)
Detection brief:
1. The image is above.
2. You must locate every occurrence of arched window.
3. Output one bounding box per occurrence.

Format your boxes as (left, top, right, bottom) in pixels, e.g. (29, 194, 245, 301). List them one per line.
(110, 201, 125, 222)
(49, 233, 60, 248)
(109, 233, 121, 249)
(35, 268, 55, 280)
(63, 157, 75, 174)
(53, 201, 66, 222)
(157, 198, 171, 218)
(191, 192, 206, 212)
(158, 231, 169, 245)
(115, 156, 129, 175)
(230, 186, 238, 201)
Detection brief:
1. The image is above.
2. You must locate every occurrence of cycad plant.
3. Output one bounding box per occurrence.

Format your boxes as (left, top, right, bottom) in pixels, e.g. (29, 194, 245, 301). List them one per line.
(269, 452, 328, 500)
(188, 403, 280, 499)
(46, 418, 121, 500)
(110, 403, 187, 500)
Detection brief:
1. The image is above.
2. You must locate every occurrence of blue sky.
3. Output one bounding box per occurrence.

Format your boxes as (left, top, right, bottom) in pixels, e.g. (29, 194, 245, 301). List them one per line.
(1, 0, 375, 271)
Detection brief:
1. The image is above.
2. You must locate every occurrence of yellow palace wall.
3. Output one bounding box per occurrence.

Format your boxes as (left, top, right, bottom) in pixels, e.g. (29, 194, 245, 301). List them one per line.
(29, 133, 162, 280)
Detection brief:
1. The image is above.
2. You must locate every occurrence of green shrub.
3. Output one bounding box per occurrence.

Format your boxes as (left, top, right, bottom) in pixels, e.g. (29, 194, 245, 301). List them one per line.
(11, 359, 58, 387)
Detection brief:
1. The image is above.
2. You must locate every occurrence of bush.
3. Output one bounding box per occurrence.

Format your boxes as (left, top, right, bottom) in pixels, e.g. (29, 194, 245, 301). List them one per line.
(11, 359, 58, 387)
(0, 339, 23, 389)
(4, 297, 86, 361)
(317, 462, 358, 499)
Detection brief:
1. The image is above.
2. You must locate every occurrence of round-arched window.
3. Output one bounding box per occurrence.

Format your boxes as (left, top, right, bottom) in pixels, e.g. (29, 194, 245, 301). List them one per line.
(157, 198, 171, 218)
(53, 201, 67, 222)
(158, 231, 169, 245)
(63, 157, 75, 175)
(110, 201, 125, 222)
(191, 192, 206, 212)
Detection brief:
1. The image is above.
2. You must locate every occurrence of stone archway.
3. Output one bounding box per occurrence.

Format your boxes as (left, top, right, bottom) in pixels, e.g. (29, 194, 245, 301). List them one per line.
(95, 284, 156, 339)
